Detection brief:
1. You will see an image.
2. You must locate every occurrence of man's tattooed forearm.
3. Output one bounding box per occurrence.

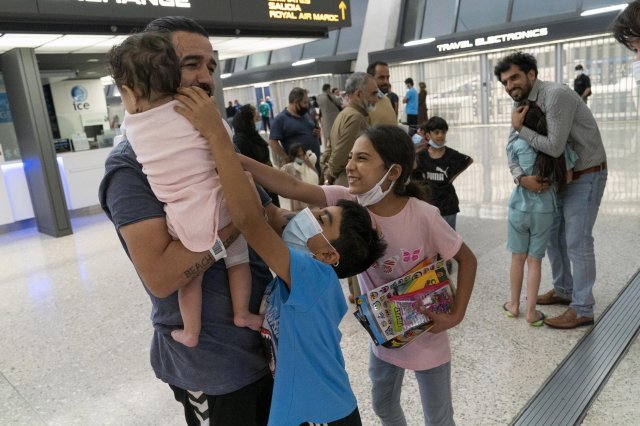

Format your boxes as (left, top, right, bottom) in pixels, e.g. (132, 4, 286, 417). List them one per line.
(222, 232, 239, 249)
(184, 254, 214, 279)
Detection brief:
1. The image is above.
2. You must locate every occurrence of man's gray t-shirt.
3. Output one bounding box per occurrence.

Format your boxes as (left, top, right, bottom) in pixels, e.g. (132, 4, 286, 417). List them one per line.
(99, 141, 272, 395)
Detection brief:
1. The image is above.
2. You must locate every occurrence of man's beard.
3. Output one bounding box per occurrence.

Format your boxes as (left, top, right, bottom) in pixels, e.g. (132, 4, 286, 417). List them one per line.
(379, 84, 389, 94)
(509, 80, 532, 102)
(510, 91, 525, 102)
(361, 99, 375, 113)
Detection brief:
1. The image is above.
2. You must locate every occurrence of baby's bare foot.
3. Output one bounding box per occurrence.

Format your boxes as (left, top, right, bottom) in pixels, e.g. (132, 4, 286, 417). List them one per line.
(234, 312, 264, 331)
(171, 329, 199, 347)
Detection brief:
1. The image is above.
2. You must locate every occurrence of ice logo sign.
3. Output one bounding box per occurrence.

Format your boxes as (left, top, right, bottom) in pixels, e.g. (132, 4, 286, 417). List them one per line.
(71, 85, 91, 111)
(71, 85, 88, 102)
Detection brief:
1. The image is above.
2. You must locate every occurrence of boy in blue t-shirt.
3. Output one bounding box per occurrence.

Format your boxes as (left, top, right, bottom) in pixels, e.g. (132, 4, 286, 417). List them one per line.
(175, 86, 386, 425)
(403, 77, 419, 126)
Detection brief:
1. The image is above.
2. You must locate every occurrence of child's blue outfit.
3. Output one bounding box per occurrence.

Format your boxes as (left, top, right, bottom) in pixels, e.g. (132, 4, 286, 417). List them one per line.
(266, 248, 357, 426)
(507, 137, 578, 258)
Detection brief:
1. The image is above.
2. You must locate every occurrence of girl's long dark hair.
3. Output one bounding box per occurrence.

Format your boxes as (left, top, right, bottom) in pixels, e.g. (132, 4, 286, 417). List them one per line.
(524, 103, 567, 193)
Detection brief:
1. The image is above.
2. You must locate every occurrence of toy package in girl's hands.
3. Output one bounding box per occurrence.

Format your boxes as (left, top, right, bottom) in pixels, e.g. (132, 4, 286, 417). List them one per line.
(354, 258, 454, 348)
(387, 282, 453, 333)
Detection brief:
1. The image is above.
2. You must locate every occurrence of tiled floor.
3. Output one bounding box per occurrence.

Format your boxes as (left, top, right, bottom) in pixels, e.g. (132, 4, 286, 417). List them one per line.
(1, 122, 639, 425)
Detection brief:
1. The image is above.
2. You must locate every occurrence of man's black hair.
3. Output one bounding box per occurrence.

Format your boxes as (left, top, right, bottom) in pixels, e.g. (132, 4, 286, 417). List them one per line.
(366, 61, 389, 76)
(493, 51, 538, 81)
(144, 16, 209, 37)
(322, 83, 331, 92)
(331, 199, 387, 278)
(611, 1, 640, 50)
(404, 77, 414, 86)
(575, 64, 584, 71)
(289, 87, 307, 104)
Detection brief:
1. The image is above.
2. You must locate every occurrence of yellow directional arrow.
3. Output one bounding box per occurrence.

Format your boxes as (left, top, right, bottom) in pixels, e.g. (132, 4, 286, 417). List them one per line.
(339, 0, 347, 20)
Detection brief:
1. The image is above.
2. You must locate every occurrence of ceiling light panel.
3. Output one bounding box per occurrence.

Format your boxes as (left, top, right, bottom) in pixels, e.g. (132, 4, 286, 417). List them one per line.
(212, 37, 318, 60)
(35, 35, 116, 53)
(74, 35, 129, 53)
(0, 32, 317, 61)
(0, 34, 63, 52)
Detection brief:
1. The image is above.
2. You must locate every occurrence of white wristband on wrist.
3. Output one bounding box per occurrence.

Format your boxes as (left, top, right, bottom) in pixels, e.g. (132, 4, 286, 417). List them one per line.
(209, 237, 227, 261)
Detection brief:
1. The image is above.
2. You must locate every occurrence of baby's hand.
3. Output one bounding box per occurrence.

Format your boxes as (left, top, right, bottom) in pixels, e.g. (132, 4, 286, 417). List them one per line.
(174, 87, 223, 140)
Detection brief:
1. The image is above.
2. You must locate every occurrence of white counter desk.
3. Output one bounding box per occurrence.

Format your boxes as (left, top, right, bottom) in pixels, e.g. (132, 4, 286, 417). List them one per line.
(0, 147, 112, 226)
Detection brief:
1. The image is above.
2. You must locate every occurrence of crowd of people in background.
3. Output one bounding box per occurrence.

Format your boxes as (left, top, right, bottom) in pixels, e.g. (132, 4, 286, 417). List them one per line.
(94, 1, 640, 420)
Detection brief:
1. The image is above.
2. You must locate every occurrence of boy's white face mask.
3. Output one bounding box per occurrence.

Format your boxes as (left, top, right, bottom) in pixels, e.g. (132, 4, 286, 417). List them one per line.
(428, 140, 447, 149)
(282, 208, 335, 256)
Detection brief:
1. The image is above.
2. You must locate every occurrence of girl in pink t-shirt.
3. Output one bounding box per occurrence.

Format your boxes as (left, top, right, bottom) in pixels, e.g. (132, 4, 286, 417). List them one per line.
(240, 125, 477, 424)
(109, 33, 263, 348)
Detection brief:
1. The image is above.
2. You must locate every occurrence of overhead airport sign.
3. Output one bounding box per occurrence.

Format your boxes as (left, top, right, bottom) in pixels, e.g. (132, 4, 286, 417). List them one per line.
(0, 0, 350, 32)
(35, 0, 230, 22)
(231, 0, 351, 28)
(77, 0, 192, 8)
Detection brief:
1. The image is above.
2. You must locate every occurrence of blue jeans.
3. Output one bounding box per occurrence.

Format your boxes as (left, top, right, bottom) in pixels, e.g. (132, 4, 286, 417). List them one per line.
(368, 349, 454, 426)
(442, 214, 457, 230)
(547, 169, 607, 317)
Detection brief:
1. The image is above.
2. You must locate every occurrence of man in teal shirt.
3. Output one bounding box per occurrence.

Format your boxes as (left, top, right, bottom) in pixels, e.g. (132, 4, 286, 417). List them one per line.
(259, 98, 271, 133)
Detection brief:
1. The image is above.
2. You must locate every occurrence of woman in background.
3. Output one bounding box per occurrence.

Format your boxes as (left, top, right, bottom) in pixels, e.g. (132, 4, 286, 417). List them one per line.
(233, 104, 280, 206)
(418, 82, 428, 125)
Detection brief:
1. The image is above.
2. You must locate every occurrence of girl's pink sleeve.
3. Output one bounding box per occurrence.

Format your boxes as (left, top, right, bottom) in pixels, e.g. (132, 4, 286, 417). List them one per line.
(321, 185, 354, 206)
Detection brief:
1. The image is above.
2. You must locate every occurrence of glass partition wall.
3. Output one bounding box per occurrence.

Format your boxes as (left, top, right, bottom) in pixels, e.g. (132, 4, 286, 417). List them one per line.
(391, 55, 483, 125)
(564, 38, 639, 122)
(390, 35, 639, 125)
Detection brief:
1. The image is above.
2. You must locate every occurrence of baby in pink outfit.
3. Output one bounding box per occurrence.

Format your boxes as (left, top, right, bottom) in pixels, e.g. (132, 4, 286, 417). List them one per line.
(108, 32, 263, 347)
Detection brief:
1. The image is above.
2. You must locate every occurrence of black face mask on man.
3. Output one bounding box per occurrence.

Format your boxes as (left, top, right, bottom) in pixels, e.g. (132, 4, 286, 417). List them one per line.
(297, 104, 309, 116)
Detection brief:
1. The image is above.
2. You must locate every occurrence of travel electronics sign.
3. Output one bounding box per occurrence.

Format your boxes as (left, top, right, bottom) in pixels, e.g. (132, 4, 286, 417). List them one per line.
(8, 0, 351, 30)
(436, 28, 549, 52)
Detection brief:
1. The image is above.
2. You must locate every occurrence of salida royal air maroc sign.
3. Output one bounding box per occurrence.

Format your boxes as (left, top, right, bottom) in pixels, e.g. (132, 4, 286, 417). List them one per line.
(266, 0, 350, 25)
(3, 0, 351, 30)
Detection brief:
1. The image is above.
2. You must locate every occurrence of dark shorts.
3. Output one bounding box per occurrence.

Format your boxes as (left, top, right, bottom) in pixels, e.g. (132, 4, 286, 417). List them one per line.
(300, 407, 362, 426)
(170, 373, 273, 426)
